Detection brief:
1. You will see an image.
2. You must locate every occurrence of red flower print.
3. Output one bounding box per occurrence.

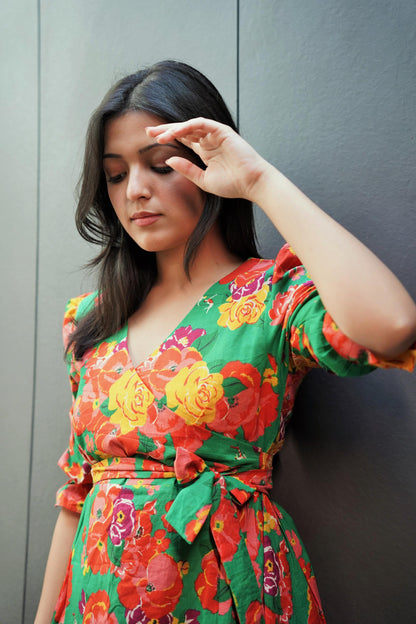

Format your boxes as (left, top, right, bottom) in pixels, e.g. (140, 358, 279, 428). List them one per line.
(85, 523, 111, 575)
(143, 346, 202, 398)
(82, 589, 118, 624)
(271, 245, 306, 283)
(118, 551, 183, 618)
(173, 447, 206, 484)
(184, 504, 211, 542)
(322, 312, 363, 360)
(85, 485, 120, 574)
(162, 501, 175, 532)
(53, 559, 73, 623)
(275, 539, 293, 622)
(93, 420, 133, 457)
(245, 601, 263, 623)
(239, 506, 261, 582)
(210, 484, 241, 563)
(221, 258, 273, 289)
(73, 347, 130, 434)
(194, 550, 232, 615)
(245, 601, 277, 624)
(153, 529, 171, 553)
(285, 529, 303, 559)
(297, 557, 326, 622)
(269, 282, 314, 329)
(218, 362, 277, 441)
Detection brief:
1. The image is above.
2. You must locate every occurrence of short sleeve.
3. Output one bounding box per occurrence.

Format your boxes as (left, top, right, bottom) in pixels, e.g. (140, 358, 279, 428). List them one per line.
(269, 245, 416, 377)
(55, 293, 96, 513)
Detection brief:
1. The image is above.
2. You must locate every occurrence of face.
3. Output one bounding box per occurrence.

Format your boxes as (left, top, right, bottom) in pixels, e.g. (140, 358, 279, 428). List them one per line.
(103, 111, 205, 258)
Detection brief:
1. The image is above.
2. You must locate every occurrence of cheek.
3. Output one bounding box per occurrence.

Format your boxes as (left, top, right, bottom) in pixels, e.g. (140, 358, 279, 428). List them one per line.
(174, 180, 205, 217)
(107, 188, 125, 219)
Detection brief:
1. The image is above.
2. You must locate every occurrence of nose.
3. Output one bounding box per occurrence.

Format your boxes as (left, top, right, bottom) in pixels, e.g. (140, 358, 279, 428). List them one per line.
(126, 167, 151, 201)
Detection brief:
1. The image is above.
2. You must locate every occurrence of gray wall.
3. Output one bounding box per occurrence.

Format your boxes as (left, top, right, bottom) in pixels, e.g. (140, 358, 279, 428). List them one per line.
(1, 1, 414, 623)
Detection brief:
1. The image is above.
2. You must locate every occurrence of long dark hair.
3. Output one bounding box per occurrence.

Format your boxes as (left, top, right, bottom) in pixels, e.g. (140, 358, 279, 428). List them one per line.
(68, 60, 259, 359)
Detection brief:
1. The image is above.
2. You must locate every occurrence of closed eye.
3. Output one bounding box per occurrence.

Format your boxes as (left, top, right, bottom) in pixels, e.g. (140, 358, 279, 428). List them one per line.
(106, 173, 126, 184)
(152, 165, 173, 174)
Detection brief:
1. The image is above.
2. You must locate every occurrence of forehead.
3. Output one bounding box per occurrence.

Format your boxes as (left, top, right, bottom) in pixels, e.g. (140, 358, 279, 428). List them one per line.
(104, 111, 166, 150)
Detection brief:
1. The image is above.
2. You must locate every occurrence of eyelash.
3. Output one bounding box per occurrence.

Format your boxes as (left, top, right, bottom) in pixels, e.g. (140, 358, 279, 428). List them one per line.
(107, 174, 125, 185)
(106, 166, 173, 185)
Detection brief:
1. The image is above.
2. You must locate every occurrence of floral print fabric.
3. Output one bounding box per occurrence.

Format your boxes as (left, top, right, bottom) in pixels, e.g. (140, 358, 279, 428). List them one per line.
(54, 244, 415, 623)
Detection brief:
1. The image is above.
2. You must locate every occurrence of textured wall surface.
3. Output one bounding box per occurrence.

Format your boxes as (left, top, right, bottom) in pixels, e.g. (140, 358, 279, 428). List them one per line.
(1, 1, 414, 623)
(239, 2, 416, 622)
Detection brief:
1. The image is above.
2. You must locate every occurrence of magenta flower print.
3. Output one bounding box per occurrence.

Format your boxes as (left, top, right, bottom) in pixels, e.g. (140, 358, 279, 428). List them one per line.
(108, 488, 136, 546)
(184, 610, 201, 624)
(230, 274, 268, 301)
(163, 326, 206, 351)
(78, 589, 86, 616)
(125, 605, 147, 624)
(263, 535, 280, 596)
(126, 605, 174, 624)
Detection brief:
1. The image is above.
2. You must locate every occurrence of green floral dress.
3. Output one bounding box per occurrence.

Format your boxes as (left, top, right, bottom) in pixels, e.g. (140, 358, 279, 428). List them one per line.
(54, 244, 414, 624)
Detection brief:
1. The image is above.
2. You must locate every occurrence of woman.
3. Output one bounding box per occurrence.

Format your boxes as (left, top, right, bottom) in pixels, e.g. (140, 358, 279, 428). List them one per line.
(35, 60, 416, 624)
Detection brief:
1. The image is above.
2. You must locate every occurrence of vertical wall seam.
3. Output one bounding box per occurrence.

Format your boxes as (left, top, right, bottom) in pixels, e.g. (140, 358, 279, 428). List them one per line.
(236, 0, 240, 129)
(22, 0, 41, 620)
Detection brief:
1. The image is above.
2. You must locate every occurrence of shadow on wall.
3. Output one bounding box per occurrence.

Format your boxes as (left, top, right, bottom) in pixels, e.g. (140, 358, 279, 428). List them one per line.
(273, 367, 415, 624)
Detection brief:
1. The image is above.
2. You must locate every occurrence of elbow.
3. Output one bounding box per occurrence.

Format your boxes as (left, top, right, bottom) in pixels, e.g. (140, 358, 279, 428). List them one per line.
(373, 310, 416, 359)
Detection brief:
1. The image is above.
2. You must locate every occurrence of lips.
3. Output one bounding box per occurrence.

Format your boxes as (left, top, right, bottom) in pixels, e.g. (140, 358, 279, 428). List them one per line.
(130, 211, 161, 226)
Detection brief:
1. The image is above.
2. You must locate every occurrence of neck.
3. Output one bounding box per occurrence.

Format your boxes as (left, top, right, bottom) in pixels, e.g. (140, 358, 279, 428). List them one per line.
(155, 226, 241, 291)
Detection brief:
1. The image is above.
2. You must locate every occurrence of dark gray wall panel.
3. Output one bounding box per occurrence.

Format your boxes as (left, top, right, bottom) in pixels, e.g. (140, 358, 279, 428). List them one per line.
(0, 1, 38, 622)
(240, 1, 416, 623)
(24, 1, 237, 621)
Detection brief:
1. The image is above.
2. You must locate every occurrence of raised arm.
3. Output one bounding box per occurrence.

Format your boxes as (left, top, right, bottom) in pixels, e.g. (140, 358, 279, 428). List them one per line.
(34, 508, 79, 624)
(147, 118, 416, 358)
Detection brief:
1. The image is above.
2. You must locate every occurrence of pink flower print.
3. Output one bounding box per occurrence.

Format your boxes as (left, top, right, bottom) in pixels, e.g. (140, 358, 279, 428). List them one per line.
(109, 489, 136, 546)
(115, 336, 128, 354)
(163, 326, 206, 351)
(263, 535, 280, 596)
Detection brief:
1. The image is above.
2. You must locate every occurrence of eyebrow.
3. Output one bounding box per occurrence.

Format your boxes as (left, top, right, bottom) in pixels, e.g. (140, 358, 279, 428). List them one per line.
(103, 142, 180, 159)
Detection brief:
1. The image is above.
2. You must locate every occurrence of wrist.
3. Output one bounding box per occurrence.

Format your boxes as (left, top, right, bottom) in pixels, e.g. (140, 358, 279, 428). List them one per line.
(245, 160, 284, 205)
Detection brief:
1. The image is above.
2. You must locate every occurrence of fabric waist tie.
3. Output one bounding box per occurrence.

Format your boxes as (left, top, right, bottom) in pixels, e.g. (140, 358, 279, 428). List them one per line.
(90, 449, 273, 623)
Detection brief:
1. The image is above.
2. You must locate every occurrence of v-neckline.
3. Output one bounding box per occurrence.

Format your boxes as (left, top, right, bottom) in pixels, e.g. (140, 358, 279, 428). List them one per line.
(122, 258, 253, 370)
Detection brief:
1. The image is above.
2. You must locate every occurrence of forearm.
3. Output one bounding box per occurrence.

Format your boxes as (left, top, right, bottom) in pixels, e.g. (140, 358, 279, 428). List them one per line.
(250, 162, 416, 357)
(34, 508, 80, 624)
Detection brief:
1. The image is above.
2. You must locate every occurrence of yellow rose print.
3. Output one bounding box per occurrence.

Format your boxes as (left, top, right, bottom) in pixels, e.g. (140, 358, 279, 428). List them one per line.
(165, 361, 225, 425)
(108, 370, 154, 434)
(217, 285, 268, 330)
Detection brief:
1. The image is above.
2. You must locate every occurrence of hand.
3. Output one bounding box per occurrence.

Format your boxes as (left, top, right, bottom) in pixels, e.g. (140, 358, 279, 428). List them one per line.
(146, 117, 269, 201)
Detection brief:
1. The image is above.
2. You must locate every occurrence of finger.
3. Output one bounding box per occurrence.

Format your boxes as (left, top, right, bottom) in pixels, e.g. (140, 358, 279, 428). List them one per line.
(148, 128, 208, 145)
(146, 117, 222, 142)
(147, 117, 216, 134)
(174, 135, 204, 154)
(166, 156, 207, 190)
